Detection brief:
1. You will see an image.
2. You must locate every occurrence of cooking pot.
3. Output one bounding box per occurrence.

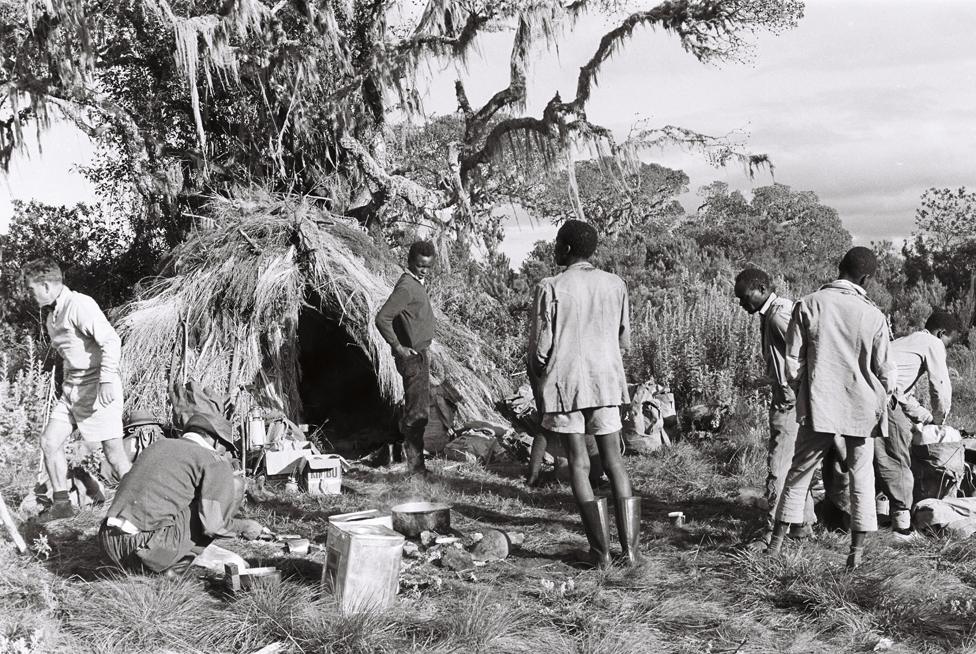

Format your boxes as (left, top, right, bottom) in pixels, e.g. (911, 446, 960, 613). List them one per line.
(391, 501, 451, 537)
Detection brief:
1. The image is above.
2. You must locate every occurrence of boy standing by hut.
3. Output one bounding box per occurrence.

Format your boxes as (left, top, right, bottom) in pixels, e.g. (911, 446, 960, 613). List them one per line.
(879, 310, 961, 536)
(528, 220, 640, 567)
(733, 268, 815, 543)
(769, 247, 897, 569)
(24, 258, 131, 523)
(375, 241, 437, 476)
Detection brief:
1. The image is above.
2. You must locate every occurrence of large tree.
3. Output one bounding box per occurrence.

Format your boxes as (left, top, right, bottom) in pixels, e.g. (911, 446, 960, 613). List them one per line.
(2, 0, 803, 249)
(689, 181, 851, 289)
(903, 186, 976, 302)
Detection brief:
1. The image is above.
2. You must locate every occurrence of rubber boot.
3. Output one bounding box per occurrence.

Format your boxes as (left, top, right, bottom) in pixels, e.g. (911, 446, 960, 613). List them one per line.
(615, 496, 641, 566)
(579, 498, 612, 569)
(403, 426, 428, 477)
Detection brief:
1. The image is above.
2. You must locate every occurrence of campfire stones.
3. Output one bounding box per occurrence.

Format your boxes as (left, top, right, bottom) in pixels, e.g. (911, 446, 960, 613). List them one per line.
(402, 541, 421, 558)
(439, 547, 475, 572)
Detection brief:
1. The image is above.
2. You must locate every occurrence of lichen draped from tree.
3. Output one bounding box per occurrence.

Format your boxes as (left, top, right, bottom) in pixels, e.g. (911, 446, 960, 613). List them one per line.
(1, 0, 801, 247)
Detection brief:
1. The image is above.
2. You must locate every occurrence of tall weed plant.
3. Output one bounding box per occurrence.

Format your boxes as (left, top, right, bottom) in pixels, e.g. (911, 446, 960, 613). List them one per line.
(0, 337, 52, 493)
(630, 282, 761, 408)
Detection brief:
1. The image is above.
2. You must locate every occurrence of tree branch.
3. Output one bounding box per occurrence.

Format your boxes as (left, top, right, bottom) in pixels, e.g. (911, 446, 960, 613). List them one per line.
(340, 135, 447, 212)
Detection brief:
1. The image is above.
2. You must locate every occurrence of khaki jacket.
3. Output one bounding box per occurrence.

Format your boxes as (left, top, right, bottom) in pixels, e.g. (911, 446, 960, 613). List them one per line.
(786, 280, 896, 436)
(528, 262, 630, 413)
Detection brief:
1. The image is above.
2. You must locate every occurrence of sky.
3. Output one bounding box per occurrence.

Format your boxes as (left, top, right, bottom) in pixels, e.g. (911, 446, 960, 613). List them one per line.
(3, 0, 975, 266)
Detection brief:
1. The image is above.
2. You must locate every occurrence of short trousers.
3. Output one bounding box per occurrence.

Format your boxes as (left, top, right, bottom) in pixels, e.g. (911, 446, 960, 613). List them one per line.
(541, 406, 622, 436)
(48, 379, 124, 443)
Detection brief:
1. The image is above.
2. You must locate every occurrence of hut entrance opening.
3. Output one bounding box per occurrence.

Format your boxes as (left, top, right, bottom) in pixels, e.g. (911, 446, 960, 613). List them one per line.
(297, 304, 395, 456)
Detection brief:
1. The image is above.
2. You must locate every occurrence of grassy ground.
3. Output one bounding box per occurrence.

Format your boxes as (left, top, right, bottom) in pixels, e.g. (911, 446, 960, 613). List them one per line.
(3, 421, 976, 654)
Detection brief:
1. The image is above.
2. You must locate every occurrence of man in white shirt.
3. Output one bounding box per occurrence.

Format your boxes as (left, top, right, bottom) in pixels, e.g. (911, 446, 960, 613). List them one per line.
(879, 310, 961, 535)
(24, 258, 131, 523)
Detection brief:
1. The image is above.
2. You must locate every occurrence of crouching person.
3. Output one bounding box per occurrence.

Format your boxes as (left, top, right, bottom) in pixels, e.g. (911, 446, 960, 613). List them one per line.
(98, 414, 264, 576)
(528, 220, 640, 568)
(878, 310, 961, 536)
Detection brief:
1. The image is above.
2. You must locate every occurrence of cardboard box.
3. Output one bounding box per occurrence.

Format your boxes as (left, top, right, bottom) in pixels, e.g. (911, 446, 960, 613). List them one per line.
(299, 454, 342, 495)
(263, 441, 317, 476)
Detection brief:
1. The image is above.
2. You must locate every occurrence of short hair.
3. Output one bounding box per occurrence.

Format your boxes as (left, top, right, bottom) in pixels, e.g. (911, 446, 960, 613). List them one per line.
(408, 240, 436, 261)
(734, 268, 771, 292)
(925, 310, 963, 334)
(23, 257, 63, 284)
(556, 220, 598, 258)
(838, 246, 877, 278)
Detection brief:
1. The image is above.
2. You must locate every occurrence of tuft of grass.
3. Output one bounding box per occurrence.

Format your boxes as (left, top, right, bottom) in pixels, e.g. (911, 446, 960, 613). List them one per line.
(62, 574, 235, 654)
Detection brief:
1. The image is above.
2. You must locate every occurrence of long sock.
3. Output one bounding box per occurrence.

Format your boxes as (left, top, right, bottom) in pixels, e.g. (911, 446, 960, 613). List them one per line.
(850, 530, 866, 550)
(53, 490, 70, 503)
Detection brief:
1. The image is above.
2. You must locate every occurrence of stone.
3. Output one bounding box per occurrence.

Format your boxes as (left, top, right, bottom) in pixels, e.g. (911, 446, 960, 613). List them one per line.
(439, 547, 474, 572)
(461, 532, 484, 548)
(420, 530, 438, 547)
(402, 541, 421, 558)
(504, 531, 525, 547)
(472, 529, 509, 561)
(435, 536, 459, 545)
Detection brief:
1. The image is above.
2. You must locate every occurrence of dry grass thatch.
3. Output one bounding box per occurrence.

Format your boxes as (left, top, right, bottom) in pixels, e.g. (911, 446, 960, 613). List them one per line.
(117, 193, 509, 427)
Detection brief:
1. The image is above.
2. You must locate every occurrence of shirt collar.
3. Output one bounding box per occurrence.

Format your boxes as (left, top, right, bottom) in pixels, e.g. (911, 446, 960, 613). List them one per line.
(824, 279, 867, 296)
(758, 292, 778, 317)
(49, 286, 70, 310)
(182, 432, 215, 451)
(405, 269, 425, 286)
(567, 261, 594, 270)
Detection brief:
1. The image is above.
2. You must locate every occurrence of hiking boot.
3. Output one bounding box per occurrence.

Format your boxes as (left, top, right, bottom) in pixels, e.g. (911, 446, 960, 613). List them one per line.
(614, 496, 641, 566)
(891, 510, 911, 532)
(36, 500, 76, 524)
(578, 498, 611, 569)
(846, 546, 865, 571)
(788, 524, 814, 540)
(160, 556, 196, 579)
(891, 529, 920, 545)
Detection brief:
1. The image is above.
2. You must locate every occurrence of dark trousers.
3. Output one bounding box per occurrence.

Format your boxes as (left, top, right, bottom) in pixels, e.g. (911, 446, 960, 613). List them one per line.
(396, 349, 430, 468)
(98, 506, 205, 573)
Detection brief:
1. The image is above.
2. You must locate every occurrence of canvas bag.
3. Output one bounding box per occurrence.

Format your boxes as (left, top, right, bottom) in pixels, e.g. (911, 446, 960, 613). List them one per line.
(169, 380, 229, 430)
(912, 425, 965, 501)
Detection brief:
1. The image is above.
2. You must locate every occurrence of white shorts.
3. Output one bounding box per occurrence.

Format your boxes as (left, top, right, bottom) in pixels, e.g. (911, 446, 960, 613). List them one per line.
(541, 406, 622, 436)
(48, 380, 124, 443)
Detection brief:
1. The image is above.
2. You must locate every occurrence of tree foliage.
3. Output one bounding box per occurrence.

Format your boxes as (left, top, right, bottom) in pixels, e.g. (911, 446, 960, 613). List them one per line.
(904, 187, 976, 305)
(2, 0, 803, 248)
(0, 200, 164, 334)
(689, 181, 851, 289)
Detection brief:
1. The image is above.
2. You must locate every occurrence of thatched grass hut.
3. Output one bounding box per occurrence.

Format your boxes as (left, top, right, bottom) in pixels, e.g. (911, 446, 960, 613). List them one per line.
(117, 194, 510, 449)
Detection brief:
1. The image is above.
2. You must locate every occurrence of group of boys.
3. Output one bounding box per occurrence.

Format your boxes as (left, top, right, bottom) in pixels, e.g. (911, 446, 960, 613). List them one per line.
(734, 247, 961, 568)
(379, 232, 962, 571)
(26, 225, 960, 576)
